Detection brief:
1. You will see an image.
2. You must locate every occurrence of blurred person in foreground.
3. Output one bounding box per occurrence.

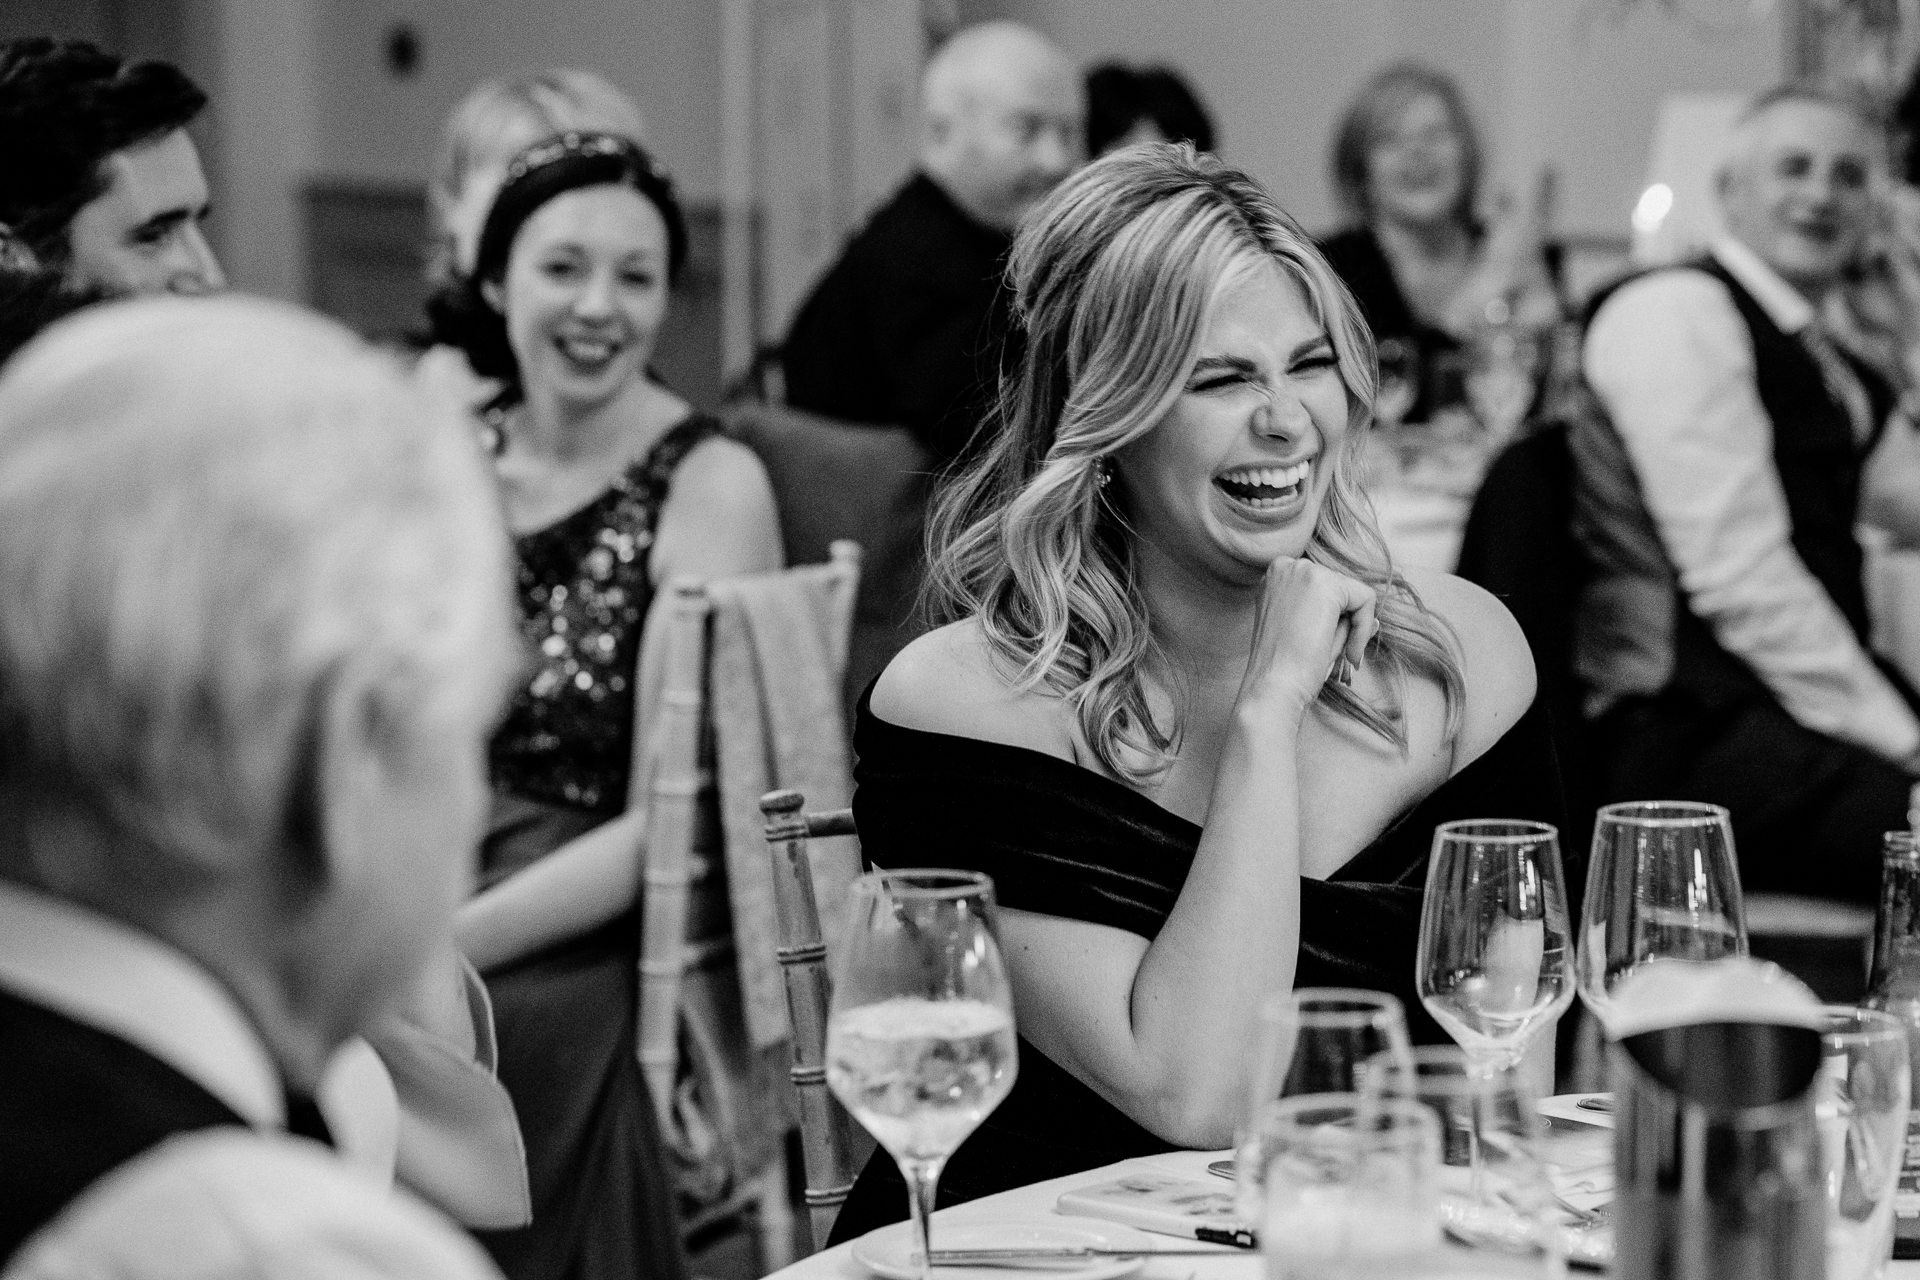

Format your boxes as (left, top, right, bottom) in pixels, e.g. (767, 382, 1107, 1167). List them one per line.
(1084, 61, 1215, 157)
(779, 20, 1083, 463)
(416, 69, 647, 412)
(0, 296, 520, 1273)
(1577, 86, 1920, 902)
(1320, 62, 1561, 416)
(827, 144, 1550, 1239)
(430, 130, 780, 1280)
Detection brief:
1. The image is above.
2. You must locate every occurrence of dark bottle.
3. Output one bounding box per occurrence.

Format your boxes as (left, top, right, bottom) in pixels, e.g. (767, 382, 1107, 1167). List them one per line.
(1865, 830, 1920, 1258)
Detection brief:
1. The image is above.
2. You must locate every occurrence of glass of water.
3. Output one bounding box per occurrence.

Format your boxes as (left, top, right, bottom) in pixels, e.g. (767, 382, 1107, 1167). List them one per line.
(825, 871, 1017, 1280)
(1258, 1093, 1442, 1280)
(1365, 1046, 1563, 1263)
(1238, 990, 1413, 1220)
(1820, 1006, 1911, 1280)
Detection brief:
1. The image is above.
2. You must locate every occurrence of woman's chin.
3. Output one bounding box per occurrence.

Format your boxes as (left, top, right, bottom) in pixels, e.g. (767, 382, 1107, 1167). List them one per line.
(542, 359, 641, 409)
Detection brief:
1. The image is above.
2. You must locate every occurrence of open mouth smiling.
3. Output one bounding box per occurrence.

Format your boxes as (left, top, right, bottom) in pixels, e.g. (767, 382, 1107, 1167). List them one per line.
(1214, 460, 1312, 510)
(554, 332, 625, 369)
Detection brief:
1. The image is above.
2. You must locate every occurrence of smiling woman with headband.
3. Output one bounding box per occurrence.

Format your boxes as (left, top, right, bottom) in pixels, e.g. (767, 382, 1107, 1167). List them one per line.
(429, 130, 781, 1280)
(827, 143, 1559, 1239)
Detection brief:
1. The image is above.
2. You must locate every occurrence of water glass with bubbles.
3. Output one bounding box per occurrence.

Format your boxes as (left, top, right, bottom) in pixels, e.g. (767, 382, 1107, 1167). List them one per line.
(825, 871, 1017, 1280)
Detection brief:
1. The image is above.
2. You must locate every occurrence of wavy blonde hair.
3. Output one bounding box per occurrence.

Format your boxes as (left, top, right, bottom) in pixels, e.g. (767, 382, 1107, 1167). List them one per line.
(927, 143, 1464, 781)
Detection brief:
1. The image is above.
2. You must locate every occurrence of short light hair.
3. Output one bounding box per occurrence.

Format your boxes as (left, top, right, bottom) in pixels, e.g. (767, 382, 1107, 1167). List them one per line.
(928, 144, 1464, 780)
(426, 68, 647, 286)
(1329, 61, 1481, 227)
(1718, 82, 1882, 189)
(0, 296, 518, 887)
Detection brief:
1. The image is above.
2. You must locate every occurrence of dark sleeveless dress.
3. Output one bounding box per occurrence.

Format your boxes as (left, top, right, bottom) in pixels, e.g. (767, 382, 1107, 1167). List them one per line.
(474, 414, 721, 1280)
(827, 688, 1566, 1244)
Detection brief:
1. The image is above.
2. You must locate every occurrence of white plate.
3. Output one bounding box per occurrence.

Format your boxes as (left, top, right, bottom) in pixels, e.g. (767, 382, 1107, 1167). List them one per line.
(1537, 1092, 1614, 1131)
(851, 1216, 1156, 1280)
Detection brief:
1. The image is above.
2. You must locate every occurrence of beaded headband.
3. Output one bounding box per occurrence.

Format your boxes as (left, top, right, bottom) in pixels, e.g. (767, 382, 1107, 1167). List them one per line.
(499, 130, 675, 194)
(474, 129, 688, 285)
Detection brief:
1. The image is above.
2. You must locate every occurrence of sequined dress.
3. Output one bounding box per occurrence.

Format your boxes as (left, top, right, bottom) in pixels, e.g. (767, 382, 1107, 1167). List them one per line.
(489, 413, 722, 814)
(474, 412, 720, 1280)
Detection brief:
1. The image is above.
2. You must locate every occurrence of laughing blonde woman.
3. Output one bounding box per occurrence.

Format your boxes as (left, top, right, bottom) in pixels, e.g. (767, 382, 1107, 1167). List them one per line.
(829, 143, 1558, 1239)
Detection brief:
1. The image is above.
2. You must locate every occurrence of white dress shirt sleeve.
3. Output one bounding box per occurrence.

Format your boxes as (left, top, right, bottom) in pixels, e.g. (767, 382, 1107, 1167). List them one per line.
(1584, 270, 1920, 764)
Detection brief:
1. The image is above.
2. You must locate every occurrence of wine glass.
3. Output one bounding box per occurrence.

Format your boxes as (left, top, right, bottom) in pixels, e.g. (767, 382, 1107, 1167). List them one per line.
(1819, 1007, 1910, 1280)
(1578, 801, 1747, 1030)
(825, 871, 1017, 1280)
(1464, 325, 1540, 442)
(1374, 337, 1421, 433)
(1236, 989, 1412, 1220)
(1417, 820, 1575, 1070)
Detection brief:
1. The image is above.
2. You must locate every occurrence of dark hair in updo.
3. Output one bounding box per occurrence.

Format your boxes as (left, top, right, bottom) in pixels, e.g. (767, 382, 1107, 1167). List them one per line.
(425, 131, 686, 391)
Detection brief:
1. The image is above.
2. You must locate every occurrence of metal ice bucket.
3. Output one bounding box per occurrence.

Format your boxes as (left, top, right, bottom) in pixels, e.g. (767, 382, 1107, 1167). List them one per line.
(1612, 1016, 1828, 1280)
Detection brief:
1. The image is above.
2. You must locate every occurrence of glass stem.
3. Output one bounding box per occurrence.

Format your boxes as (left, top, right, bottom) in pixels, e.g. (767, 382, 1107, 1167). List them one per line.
(902, 1156, 946, 1280)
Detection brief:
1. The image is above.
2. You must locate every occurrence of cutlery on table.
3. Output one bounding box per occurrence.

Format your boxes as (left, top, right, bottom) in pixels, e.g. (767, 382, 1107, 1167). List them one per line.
(923, 1246, 1250, 1266)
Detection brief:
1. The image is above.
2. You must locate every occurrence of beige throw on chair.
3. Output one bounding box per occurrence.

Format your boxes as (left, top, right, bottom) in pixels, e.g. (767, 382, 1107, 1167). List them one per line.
(625, 544, 862, 1260)
(704, 542, 864, 1052)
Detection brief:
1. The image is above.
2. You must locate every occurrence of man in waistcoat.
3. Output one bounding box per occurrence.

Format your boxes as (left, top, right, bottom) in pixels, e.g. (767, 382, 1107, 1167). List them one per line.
(1576, 85, 1920, 902)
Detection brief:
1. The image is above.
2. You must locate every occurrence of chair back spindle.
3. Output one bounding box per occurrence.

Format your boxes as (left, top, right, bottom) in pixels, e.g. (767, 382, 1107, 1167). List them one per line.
(760, 789, 862, 1251)
(637, 582, 714, 1127)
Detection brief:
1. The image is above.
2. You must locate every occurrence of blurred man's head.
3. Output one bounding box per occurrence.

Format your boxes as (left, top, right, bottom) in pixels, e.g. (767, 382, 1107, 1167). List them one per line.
(0, 297, 518, 1081)
(0, 38, 223, 297)
(1718, 86, 1879, 298)
(920, 21, 1083, 233)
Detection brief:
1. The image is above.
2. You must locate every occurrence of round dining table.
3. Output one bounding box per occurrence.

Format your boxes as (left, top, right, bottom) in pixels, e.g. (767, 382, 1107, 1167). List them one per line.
(773, 1137, 1920, 1280)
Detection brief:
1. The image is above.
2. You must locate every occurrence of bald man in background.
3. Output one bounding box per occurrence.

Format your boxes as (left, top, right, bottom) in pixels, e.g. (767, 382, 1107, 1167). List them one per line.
(780, 21, 1083, 462)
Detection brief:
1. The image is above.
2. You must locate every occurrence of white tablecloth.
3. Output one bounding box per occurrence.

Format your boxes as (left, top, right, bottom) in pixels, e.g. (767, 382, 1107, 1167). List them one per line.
(767, 1144, 1920, 1280)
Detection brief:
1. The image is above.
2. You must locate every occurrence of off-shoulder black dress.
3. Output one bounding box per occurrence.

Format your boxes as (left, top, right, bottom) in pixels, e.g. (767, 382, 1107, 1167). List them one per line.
(827, 688, 1565, 1244)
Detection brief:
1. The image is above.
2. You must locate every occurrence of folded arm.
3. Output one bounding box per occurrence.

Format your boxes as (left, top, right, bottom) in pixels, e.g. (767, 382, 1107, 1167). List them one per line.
(1586, 272, 1920, 764)
(455, 807, 646, 972)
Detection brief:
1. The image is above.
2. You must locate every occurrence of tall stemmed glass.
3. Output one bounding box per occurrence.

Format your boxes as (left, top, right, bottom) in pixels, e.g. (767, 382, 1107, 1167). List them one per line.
(1577, 801, 1747, 1030)
(1417, 820, 1575, 1070)
(825, 871, 1017, 1280)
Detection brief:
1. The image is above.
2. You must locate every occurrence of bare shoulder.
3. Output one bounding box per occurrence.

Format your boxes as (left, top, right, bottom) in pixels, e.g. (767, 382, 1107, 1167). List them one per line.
(672, 434, 773, 497)
(1400, 568, 1535, 764)
(871, 619, 1077, 760)
(656, 435, 783, 578)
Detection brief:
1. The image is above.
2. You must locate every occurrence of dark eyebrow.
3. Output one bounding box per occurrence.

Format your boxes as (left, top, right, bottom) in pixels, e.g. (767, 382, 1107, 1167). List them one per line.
(127, 207, 193, 241)
(127, 198, 211, 244)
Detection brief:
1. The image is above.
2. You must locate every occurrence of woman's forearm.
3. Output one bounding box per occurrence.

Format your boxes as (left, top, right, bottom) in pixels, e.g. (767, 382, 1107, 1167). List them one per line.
(456, 808, 647, 971)
(1119, 704, 1304, 1144)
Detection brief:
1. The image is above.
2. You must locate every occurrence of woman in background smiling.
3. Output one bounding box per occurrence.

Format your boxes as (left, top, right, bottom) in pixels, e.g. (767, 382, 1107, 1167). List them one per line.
(429, 131, 780, 1280)
(1321, 63, 1562, 414)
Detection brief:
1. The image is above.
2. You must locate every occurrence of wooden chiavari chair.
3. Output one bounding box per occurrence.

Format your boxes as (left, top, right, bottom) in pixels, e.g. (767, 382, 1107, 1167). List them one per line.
(759, 789, 872, 1252)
